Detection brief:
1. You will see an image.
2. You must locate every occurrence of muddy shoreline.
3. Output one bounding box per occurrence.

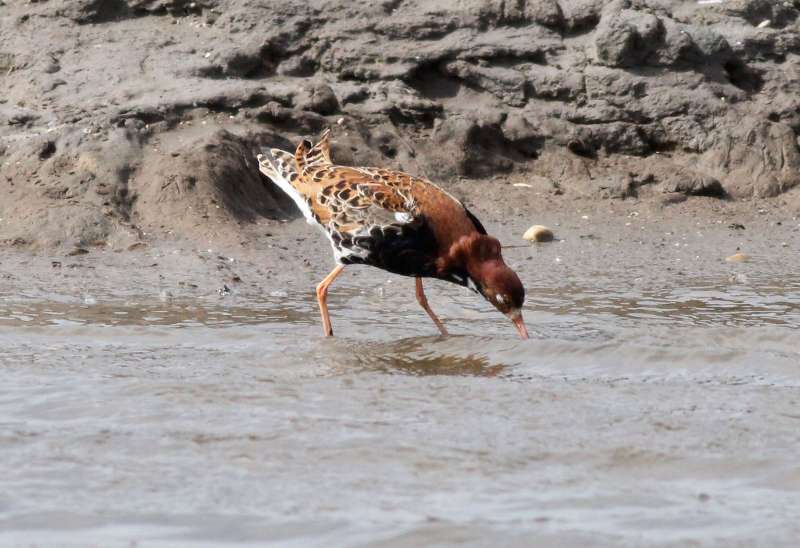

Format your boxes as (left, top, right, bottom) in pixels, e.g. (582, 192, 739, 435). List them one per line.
(2, 191, 798, 304)
(1, 199, 799, 547)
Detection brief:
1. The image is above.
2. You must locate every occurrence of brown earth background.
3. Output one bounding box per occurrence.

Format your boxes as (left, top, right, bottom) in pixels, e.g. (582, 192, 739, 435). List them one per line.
(1, 0, 800, 251)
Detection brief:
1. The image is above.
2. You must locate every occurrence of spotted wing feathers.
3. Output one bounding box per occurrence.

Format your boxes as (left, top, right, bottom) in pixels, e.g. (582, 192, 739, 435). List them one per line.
(295, 128, 332, 176)
(314, 175, 420, 262)
(258, 130, 464, 266)
(317, 175, 419, 234)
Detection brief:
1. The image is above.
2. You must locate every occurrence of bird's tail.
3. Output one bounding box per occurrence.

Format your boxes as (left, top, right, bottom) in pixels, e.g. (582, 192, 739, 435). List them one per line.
(257, 148, 298, 188)
(257, 147, 318, 223)
(255, 131, 332, 222)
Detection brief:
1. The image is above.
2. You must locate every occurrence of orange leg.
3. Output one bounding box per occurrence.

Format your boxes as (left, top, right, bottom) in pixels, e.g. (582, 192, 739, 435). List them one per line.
(316, 264, 345, 336)
(416, 277, 448, 336)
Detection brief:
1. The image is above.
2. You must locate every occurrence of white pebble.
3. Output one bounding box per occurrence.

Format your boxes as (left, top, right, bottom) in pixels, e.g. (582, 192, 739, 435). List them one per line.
(726, 251, 750, 263)
(523, 225, 554, 242)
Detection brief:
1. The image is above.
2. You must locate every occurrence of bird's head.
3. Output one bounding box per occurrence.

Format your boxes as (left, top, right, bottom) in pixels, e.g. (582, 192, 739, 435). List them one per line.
(446, 234, 528, 339)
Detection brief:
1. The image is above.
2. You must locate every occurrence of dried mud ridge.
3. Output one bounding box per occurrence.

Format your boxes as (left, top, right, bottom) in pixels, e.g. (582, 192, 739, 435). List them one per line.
(1, 0, 800, 250)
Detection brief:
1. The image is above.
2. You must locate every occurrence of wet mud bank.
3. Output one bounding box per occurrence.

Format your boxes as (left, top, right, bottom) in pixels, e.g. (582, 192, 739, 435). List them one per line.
(2, 202, 800, 545)
(2, 0, 800, 251)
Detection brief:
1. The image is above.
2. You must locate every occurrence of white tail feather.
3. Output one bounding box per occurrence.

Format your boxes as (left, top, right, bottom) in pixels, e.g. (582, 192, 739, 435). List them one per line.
(257, 150, 315, 223)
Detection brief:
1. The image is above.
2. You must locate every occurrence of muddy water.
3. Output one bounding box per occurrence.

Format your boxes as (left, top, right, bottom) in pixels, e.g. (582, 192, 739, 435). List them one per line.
(1, 273, 799, 547)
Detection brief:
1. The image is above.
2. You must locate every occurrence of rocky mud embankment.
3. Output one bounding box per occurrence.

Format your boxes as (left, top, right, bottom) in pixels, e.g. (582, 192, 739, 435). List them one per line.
(1, 0, 800, 251)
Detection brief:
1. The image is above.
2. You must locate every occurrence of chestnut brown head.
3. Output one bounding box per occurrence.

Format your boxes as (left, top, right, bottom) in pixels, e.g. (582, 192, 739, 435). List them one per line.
(446, 234, 529, 339)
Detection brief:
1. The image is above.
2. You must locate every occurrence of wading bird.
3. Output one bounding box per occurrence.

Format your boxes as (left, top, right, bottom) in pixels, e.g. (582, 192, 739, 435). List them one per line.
(257, 130, 528, 339)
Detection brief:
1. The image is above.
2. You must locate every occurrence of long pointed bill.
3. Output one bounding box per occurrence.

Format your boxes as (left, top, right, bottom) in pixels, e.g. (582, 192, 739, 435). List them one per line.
(511, 314, 529, 339)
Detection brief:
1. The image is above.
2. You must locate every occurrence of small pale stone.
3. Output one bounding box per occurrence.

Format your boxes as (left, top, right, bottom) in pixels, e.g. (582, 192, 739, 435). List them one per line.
(726, 251, 750, 263)
(523, 225, 554, 242)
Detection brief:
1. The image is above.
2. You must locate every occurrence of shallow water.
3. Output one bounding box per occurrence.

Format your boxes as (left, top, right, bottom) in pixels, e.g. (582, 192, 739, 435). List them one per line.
(1, 273, 800, 546)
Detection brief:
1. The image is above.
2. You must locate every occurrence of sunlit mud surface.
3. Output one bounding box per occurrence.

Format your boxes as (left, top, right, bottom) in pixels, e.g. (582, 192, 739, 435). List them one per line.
(1, 270, 800, 546)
